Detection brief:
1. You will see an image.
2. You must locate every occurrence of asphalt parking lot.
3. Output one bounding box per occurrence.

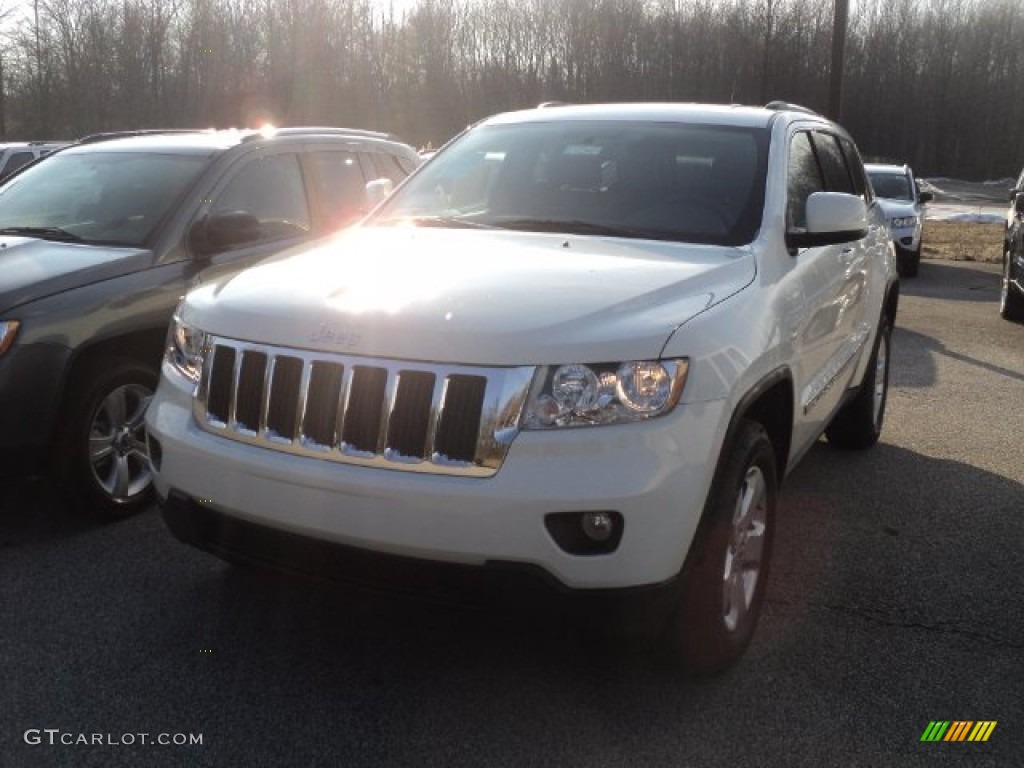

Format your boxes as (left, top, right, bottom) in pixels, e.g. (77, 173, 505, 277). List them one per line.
(2, 258, 1022, 768)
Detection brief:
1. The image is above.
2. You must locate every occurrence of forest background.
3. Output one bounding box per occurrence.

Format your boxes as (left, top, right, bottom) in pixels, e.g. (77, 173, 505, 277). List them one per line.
(0, 0, 1020, 180)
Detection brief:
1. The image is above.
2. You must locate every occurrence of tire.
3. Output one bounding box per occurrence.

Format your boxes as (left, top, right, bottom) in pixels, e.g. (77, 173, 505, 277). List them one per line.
(59, 358, 157, 519)
(999, 250, 1024, 323)
(825, 315, 891, 450)
(659, 420, 777, 676)
(896, 246, 919, 278)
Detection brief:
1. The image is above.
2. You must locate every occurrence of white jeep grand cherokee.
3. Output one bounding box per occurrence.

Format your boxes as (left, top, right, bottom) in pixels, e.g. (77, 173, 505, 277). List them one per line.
(146, 103, 897, 673)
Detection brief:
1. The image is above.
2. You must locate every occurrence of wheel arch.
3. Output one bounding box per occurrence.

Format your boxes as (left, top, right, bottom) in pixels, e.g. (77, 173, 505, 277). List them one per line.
(50, 327, 167, 448)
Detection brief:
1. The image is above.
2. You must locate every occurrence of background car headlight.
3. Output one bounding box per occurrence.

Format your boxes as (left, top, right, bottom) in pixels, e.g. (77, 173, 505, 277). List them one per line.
(890, 216, 918, 229)
(0, 320, 19, 357)
(166, 315, 207, 383)
(523, 359, 688, 429)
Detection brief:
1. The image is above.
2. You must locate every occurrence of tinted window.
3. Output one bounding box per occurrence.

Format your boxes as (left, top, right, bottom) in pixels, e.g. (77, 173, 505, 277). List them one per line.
(787, 132, 824, 229)
(867, 171, 913, 201)
(371, 152, 408, 185)
(310, 151, 367, 230)
(214, 153, 310, 244)
(811, 133, 854, 194)
(372, 121, 769, 247)
(838, 138, 869, 199)
(0, 151, 209, 245)
(1, 151, 35, 177)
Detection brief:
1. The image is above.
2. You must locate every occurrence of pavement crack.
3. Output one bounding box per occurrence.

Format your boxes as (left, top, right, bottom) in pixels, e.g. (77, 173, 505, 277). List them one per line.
(767, 597, 1024, 649)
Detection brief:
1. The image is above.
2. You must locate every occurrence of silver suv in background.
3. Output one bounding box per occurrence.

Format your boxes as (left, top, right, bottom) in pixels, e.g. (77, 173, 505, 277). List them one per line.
(0, 141, 68, 180)
(865, 163, 933, 277)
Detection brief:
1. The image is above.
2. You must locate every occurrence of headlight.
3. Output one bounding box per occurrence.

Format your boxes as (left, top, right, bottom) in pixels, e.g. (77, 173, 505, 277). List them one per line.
(522, 359, 688, 429)
(890, 216, 918, 229)
(166, 314, 208, 383)
(0, 320, 19, 357)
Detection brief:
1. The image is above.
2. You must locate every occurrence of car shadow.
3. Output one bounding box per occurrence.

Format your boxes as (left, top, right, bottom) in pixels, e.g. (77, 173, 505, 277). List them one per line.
(900, 259, 1001, 301)
(893, 326, 1024, 388)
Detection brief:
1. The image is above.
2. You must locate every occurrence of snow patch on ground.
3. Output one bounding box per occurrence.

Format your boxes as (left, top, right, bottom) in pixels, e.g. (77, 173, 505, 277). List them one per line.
(919, 177, 1008, 224)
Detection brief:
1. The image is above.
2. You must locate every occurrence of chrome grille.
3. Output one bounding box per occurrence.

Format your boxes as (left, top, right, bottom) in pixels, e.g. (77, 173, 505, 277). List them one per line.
(193, 336, 534, 477)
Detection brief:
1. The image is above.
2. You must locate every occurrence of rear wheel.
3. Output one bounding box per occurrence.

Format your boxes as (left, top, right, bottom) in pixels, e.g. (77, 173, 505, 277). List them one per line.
(659, 420, 777, 676)
(59, 359, 156, 519)
(1000, 250, 1024, 323)
(826, 315, 891, 450)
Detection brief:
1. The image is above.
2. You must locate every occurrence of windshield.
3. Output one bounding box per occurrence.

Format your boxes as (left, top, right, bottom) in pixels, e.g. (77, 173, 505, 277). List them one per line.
(0, 151, 210, 246)
(370, 121, 769, 246)
(867, 171, 913, 201)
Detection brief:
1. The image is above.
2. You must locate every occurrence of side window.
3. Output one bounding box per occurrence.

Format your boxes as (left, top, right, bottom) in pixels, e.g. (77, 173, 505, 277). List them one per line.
(811, 132, 855, 194)
(787, 131, 824, 230)
(370, 152, 408, 186)
(1, 151, 35, 177)
(838, 137, 870, 200)
(310, 151, 368, 230)
(213, 153, 310, 245)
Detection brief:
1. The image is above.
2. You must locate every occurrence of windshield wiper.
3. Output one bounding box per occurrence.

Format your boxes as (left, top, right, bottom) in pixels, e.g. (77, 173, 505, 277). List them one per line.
(493, 217, 667, 239)
(0, 226, 84, 243)
(390, 215, 497, 230)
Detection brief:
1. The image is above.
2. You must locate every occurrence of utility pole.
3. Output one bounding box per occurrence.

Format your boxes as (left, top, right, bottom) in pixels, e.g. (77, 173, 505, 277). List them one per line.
(828, 0, 848, 122)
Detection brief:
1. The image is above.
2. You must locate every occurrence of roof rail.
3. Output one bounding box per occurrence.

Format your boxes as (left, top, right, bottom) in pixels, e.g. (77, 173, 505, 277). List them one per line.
(241, 126, 400, 143)
(78, 129, 209, 144)
(764, 101, 821, 117)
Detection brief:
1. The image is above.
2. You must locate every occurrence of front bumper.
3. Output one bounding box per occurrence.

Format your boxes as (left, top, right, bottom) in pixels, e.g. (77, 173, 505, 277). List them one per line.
(0, 342, 71, 474)
(889, 222, 922, 253)
(147, 360, 728, 591)
(161, 490, 681, 633)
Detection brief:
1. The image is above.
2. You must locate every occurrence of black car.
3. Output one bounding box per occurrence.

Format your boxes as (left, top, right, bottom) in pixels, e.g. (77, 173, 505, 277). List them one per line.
(1003, 170, 1024, 322)
(0, 127, 419, 516)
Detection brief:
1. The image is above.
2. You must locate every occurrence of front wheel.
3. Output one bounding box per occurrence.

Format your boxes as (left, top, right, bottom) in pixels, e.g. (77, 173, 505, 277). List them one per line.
(59, 359, 157, 519)
(659, 420, 777, 676)
(896, 246, 920, 278)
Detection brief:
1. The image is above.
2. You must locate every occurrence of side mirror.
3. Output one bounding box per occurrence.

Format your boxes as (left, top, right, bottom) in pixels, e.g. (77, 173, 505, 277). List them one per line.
(1009, 188, 1019, 203)
(1016, 194, 1024, 215)
(786, 192, 868, 250)
(189, 211, 261, 257)
(918, 191, 933, 204)
(364, 178, 394, 210)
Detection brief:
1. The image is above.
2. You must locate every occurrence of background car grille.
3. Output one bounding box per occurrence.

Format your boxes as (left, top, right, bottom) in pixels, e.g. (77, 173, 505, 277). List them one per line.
(192, 336, 533, 477)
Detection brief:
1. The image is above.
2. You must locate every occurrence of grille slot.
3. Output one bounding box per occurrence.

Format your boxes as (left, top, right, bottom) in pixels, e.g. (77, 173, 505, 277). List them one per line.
(235, 351, 267, 431)
(435, 375, 487, 462)
(302, 361, 344, 447)
(195, 336, 533, 477)
(342, 366, 388, 453)
(267, 356, 302, 439)
(387, 371, 436, 459)
(206, 345, 235, 424)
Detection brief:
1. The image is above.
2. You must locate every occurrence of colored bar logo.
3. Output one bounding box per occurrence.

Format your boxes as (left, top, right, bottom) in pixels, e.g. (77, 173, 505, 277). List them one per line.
(921, 721, 996, 742)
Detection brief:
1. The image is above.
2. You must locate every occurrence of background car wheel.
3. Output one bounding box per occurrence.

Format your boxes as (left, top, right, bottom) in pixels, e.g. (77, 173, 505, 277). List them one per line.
(897, 246, 919, 278)
(659, 420, 777, 677)
(999, 251, 1024, 323)
(826, 315, 892, 450)
(60, 358, 157, 519)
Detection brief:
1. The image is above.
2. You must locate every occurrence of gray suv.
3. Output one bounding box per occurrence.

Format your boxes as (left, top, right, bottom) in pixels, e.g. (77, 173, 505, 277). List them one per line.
(0, 127, 418, 517)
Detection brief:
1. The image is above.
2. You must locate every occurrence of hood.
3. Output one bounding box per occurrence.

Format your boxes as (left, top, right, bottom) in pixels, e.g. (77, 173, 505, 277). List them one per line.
(0, 237, 153, 311)
(182, 228, 756, 365)
(874, 198, 919, 219)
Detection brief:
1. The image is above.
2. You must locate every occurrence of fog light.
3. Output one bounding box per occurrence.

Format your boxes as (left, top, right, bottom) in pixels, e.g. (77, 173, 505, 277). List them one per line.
(581, 511, 614, 542)
(544, 511, 623, 555)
